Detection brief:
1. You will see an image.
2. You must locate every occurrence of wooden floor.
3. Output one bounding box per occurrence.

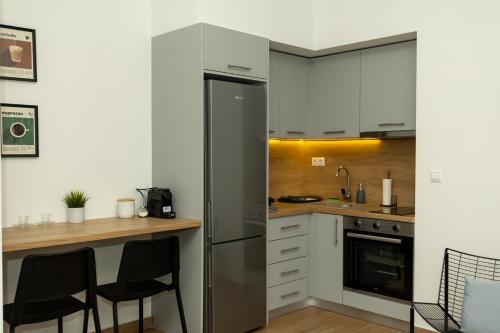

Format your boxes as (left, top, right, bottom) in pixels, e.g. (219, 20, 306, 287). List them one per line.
(255, 307, 403, 333)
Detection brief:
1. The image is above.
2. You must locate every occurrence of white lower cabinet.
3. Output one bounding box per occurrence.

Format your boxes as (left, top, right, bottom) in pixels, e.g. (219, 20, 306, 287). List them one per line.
(268, 214, 308, 241)
(269, 278, 308, 310)
(268, 213, 407, 323)
(309, 213, 344, 304)
(268, 257, 308, 287)
(342, 289, 410, 321)
(268, 235, 308, 264)
(267, 215, 309, 311)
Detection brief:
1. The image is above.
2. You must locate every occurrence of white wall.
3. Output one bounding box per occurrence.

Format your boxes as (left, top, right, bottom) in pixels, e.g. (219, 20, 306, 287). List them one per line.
(1, 0, 152, 331)
(151, 0, 201, 37)
(152, 0, 315, 49)
(313, 0, 500, 330)
(0, 0, 152, 226)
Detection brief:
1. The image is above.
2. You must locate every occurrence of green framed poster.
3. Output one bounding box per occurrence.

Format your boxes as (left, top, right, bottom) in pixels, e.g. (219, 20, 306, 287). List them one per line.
(1, 103, 39, 157)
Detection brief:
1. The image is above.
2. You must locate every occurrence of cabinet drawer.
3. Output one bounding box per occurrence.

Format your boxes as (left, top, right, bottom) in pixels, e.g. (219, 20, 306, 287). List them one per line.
(269, 278, 308, 310)
(268, 235, 308, 264)
(268, 257, 308, 287)
(269, 215, 308, 241)
(203, 24, 268, 79)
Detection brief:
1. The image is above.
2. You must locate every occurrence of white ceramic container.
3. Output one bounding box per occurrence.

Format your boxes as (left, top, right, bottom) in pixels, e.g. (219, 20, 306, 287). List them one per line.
(67, 207, 85, 223)
(117, 198, 135, 218)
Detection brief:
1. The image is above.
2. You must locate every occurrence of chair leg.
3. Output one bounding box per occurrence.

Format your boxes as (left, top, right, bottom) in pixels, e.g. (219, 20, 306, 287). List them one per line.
(139, 298, 144, 333)
(410, 304, 414, 333)
(92, 305, 102, 333)
(175, 286, 188, 333)
(58, 317, 63, 333)
(113, 302, 119, 333)
(83, 308, 89, 333)
(9, 325, 15, 333)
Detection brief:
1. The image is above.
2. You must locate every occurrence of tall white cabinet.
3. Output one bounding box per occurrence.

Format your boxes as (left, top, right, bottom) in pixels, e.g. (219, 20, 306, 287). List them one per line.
(152, 23, 268, 333)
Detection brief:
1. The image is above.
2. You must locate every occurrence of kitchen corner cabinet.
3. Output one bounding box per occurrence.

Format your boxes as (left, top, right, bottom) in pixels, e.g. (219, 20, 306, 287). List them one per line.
(309, 213, 343, 304)
(269, 51, 310, 138)
(309, 52, 361, 138)
(203, 24, 269, 80)
(360, 41, 416, 133)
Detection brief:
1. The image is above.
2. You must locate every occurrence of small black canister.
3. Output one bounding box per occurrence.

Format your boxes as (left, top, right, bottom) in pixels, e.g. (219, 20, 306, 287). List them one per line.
(356, 183, 365, 204)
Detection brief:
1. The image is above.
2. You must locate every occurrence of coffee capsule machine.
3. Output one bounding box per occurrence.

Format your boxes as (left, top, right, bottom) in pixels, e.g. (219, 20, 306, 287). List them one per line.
(136, 187, 176, 219)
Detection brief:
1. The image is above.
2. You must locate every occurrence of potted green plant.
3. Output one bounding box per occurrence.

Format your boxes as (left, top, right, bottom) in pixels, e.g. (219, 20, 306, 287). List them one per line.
(63, 189, 90, 223)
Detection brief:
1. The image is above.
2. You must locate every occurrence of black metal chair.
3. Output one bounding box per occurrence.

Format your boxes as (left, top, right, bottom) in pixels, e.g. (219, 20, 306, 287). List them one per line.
(3, 247, 101, 333)
(411, 248, 500, 333)
(96, 236, 187, 333)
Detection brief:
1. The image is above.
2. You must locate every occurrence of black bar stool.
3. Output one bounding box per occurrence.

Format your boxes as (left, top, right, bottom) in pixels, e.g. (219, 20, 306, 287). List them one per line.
(96, 236, 187, 333)
(3, 247, 102, 333)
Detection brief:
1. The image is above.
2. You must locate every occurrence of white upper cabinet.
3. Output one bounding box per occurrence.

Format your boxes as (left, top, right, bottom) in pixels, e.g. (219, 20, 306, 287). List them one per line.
(269, 52, 281, 136)
(269, 51, 310, 138)
(309, 52, 361, 138)
(360, 41, 417, 133)
(269, 40, 416, 138)
(203, 24, 269, 80)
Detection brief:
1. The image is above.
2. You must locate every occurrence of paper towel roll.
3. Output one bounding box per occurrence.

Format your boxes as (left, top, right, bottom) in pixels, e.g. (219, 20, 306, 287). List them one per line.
(382, 179, 392, 206)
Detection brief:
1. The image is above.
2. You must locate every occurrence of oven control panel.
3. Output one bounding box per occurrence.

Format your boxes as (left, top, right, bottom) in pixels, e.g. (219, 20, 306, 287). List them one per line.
(344, 216, 414, 238)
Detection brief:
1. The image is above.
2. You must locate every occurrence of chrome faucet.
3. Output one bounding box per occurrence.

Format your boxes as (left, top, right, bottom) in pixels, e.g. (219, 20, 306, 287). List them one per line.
(336, 165, 351, 202)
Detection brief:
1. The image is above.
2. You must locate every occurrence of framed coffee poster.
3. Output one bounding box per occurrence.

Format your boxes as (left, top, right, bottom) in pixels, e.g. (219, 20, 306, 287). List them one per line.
(1, 104, 39, 157)
(0, 24, 37, 81)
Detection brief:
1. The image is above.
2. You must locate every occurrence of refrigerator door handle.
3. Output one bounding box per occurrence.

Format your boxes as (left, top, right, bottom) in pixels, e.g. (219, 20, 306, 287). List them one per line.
(208, 248, 213, 288)
(207, 201, 213, 240)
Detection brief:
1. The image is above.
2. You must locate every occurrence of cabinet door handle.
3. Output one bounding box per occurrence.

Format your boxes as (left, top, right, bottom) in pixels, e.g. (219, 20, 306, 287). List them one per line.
(346, 232, 402, 244)
(269, 130, 276, 134)
(281, 224, 300, 231)
(378, 122, 405, 127)
(280, 246, 300, 254)
(323, 130, 346, 135)
(281, 291, 300, 299)
(335, 218, 339, 246)
(287, 131, 305, 135)
(280, 269, 300, 276)
(228, 64, 252, 71)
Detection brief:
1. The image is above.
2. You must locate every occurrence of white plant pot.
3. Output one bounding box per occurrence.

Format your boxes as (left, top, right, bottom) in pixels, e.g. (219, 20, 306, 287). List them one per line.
(67, 207, 85, 223)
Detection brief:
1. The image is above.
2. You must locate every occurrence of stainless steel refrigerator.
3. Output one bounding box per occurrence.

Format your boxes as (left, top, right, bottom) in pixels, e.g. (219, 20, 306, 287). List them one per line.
(204, 80, 267, 333)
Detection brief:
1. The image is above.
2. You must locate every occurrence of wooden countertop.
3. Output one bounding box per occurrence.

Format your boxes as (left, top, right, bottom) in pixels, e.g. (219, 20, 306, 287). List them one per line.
(269, 202, 415, 223)
(2, 216, 201, 253)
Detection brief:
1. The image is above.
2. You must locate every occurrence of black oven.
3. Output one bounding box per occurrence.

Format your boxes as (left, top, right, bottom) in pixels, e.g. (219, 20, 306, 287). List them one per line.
(344, 217, 414, 301)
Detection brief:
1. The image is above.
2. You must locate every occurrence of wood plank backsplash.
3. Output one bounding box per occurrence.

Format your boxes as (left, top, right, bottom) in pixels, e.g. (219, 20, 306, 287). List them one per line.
(269, 138, 416, 207)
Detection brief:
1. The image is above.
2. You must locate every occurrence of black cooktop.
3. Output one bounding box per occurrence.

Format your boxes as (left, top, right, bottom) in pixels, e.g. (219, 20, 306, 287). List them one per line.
(277, 195, 322, 204)
(370, 207, 415, 216)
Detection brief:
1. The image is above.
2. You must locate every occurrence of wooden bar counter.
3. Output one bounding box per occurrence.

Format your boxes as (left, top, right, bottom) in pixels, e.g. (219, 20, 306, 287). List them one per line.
(3, 216, 201, 253)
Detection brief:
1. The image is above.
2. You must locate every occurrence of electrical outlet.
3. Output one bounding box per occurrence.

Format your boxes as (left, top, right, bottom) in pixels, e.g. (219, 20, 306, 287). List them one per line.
(312, 157, 325, 167)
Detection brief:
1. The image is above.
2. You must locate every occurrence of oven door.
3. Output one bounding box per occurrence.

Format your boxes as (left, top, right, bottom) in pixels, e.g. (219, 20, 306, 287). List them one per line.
(344, 230, 413, 301)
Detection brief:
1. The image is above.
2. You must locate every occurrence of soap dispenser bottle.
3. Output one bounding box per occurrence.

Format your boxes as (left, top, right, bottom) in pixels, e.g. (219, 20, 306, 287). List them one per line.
(356, 183, 365, 204)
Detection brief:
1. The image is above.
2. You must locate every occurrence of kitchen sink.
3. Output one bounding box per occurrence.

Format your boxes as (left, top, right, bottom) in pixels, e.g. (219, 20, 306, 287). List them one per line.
(308, 200, 356, 209)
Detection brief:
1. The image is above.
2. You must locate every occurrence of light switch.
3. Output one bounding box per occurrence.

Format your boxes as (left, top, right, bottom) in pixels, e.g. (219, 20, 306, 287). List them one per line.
(430, 169, 443, 183)
(312, 157, 325, 167)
